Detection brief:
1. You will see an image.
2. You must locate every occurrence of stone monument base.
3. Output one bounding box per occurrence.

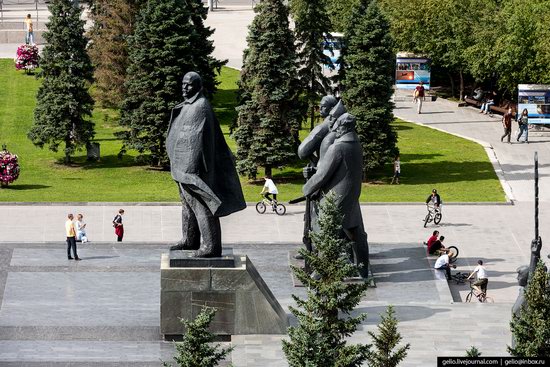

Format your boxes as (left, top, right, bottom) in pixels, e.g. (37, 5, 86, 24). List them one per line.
(160, 250, 288, 339)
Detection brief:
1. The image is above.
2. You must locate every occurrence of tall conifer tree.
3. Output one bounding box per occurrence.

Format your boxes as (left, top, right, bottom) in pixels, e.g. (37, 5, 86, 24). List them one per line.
(341, 0, 398, 174)
(508, 260, 550, 357)
(282, 192, 370, 366)
(119, 0, 224, 166)
(28, 0, 94, 164)
(88, 0, 143, 107)
(234, 0, 303, 178)
(289, 0, 333, 130)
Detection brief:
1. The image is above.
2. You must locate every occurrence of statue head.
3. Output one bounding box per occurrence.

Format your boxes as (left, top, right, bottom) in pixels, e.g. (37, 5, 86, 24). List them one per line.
(333, 113, 356, 139)
(182, 72, 203, 99)
(516, 265, 529, 287)
(319, 95, 338, 118)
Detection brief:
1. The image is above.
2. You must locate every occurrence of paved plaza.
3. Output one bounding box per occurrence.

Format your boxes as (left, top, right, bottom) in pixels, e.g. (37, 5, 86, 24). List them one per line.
(1, 2, 550, 366)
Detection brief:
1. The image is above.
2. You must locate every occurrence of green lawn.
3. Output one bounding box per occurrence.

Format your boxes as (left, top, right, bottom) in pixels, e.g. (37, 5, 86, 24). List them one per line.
(0, 59, 505, 202)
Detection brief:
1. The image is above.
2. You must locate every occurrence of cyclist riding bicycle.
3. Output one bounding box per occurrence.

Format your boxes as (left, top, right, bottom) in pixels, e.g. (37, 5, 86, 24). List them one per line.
(467, 259, 488, 295)
(426, 189, 441, 211)
(260, 176, 278, 205)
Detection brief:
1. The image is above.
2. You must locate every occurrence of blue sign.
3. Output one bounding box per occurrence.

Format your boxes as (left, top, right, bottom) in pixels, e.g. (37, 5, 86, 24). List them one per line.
(518, 84, 550, 124)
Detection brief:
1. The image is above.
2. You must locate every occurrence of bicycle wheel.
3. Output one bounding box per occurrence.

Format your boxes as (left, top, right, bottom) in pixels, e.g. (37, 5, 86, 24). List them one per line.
(434, 212, 442, 225)
(275, 203, 286, 216)
(255, 201, 266, 214)
(423, 214, 431, 228)
(447, 246, 459, 263)
(465, 292, 473, 303)
(483, 296, 494, 303)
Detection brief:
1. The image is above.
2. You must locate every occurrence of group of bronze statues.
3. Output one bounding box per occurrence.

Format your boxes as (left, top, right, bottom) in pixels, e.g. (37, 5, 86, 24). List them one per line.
(167, 71, 369, 278)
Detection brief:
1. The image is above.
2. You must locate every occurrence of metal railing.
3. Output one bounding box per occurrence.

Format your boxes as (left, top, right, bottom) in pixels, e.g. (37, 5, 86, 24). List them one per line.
(0, 0, 49, 27)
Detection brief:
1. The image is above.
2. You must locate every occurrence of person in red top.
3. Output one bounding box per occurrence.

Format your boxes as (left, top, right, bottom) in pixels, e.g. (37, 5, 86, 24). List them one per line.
(501, 107, 513, 143)
(425, 230, 439, 251)
(414, 81, 426, 114)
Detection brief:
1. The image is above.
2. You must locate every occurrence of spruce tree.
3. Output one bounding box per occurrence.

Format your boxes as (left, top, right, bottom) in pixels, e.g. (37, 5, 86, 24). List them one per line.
(367, 305, 410, 367)
(120, 0, 224, 166)
(233, 0, 303, 178)
(163, 307, 232, 367)
(466, 346, 481, 357)
(88, 0, 143, 107)
(289, 0, 333, 130)
(27, 0, 94, 164)
(282, 192, 370, 366)
(341, 0, 398, 174)
(508, 260, 550, 357)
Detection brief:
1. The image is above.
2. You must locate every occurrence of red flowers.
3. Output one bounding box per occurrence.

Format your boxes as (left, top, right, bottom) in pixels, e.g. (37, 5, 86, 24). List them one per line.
(15, 44, 40, 72)
(0, 147, 20, 187)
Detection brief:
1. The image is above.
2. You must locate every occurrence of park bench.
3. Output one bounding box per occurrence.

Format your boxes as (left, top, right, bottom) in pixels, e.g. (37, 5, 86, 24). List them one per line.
(490, 99, 517, 115)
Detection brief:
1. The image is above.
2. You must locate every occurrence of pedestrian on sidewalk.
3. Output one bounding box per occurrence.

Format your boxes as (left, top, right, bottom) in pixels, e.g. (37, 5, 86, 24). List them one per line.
(75, 213, 88, 243)
(65, 213, 80, 260)
(516, 108, 529, 143)
(113, 209, 125, 242)
(24, 14, 34, 45)
(391, 155, 400, 184)
(414, 81, 425, 114)
(501, 108, 513, 143)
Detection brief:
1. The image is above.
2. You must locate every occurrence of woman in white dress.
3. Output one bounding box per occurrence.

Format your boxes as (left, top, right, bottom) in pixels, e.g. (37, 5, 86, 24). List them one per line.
(76, 214, 88, 243)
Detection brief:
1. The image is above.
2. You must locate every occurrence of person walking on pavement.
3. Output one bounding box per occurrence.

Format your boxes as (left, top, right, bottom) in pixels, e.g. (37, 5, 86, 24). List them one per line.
(414, 81, 426, 114)
(391, 155, 400, 184)
(501, 108, 513, 143)
(516, 108, 529, 143)
(113, 209, 124, 242)
(65, 214, 80, 260)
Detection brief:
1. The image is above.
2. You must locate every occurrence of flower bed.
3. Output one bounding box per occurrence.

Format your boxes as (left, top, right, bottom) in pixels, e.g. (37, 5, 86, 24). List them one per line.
(0, 147, 20, 187)
(15, 44, 40, 72)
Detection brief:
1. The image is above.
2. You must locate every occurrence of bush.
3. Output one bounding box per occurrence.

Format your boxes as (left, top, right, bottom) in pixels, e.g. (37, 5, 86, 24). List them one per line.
(14, 44, 39, 72)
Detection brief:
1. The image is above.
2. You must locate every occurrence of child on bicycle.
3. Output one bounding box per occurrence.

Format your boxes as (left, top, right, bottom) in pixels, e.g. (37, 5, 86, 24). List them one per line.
(260, 176, 278, 205)
(426, 189, 441, 211)
(467, 260, 488, 295)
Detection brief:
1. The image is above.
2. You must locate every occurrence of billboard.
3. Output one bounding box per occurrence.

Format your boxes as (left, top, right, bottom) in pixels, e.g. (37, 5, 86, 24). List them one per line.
(395, 53, 431, 90)
(518, 84, 550, 124)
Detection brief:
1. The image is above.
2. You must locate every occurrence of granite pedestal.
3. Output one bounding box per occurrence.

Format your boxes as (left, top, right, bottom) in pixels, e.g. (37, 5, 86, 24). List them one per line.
(160, 250, 288, 339)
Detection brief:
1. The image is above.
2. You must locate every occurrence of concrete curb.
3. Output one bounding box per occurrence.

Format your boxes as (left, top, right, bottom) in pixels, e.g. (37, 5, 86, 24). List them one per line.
(394, 115, 516, 205)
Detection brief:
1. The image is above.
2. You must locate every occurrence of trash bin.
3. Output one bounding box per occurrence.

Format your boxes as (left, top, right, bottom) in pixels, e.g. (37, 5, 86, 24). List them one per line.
(86, 142, 100, 161)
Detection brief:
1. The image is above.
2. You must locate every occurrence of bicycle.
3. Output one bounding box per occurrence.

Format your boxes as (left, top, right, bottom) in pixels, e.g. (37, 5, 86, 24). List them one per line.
(424, 242, 459, 264)
(465, 280, 493, 303)
(256, 195, 286, 216)
(423, 203, 442, 228)
(450, 271, 468, 284)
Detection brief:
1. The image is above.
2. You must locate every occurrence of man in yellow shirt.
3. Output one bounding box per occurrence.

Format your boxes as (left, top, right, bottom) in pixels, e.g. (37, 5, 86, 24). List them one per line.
(65, 214, 80, 260)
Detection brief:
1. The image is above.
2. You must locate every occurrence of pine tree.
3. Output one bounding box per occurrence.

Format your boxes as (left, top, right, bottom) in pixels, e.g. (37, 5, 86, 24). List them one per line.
(27, 0, 94, 164)
(233, 0, 303, 178)
(88, 0, 143, 107)
(163, 307, 232, 367)
(508, 260, 550, 357)
(282, 192, 370, 366)
(466, 346, 481, 357)
(341, 0, 398, 174)
(289, 0, 333, 131)
(120, 0, 224, 166)
(367, 306, 410, 367)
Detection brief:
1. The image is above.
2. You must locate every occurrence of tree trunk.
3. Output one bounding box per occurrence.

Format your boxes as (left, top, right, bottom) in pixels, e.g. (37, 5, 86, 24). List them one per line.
(309, 105, 315, 131)
(459, 70, 464, 101)
(264, 165, 272, 178)
(65, 136, 72, 164)
(448, 73, 455, 99)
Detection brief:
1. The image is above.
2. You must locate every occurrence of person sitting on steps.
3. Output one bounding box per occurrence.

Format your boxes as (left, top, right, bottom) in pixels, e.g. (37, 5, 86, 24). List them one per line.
(434, 252, 456, 280)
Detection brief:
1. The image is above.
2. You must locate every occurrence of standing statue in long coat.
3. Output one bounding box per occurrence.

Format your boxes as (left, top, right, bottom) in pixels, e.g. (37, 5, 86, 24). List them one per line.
(166, 72, 246, 257)
(302, 113, 369, 278)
